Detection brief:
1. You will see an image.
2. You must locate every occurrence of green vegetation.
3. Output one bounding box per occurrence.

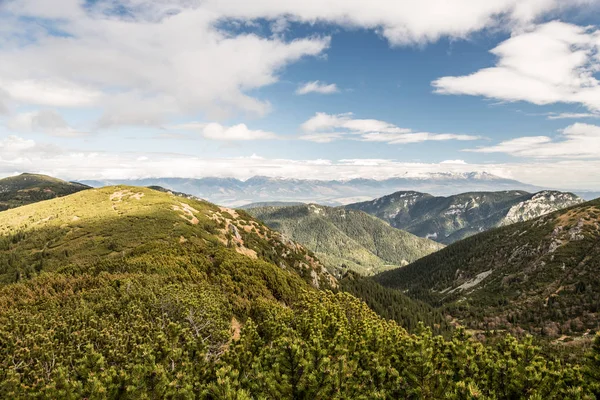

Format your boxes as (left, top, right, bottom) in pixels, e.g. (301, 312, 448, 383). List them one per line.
(2, 284, 599, 398)
(347, 190, 583, 244)
(375, 199, 600, 338)
(0, 173, 89, 211)
(0, 186, 333, 289)
(247, 204, 443, 276)
(340, 271, 451, 335)
(1, 185, 599, 397)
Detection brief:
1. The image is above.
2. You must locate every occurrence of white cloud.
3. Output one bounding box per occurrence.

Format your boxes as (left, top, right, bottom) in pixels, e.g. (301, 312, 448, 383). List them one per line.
(0, 135, 36, 154)
(433, 21, 600, 112)
(298, 133, 344, 143)
(202, 122, 278, 141)
(296, 81, 339, 95)
(0, 1, 594, 128)
(202, 0, 593, 45)
(1, 79, 101, 108)
(3, 135, 600, 189)
(300, 112, 480, 144)
(546, 112, 600, 120)
(5, 109, 86, 137)
(0, 1, 330, 125)
(465, 123, 600, 158)
(0, 135, 63, 164)
(441, 159, 468, 164)
(168, 122, 209, 131)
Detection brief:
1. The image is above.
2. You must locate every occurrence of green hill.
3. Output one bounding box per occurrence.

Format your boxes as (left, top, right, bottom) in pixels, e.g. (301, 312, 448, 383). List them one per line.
(247, 203, 444, 275)
(347, 190, 583, 244)
(375, 199, 600, 339)
(0, 173, 90, 211)
(0, 186, 597, 397)
(0, 186, 334, 289)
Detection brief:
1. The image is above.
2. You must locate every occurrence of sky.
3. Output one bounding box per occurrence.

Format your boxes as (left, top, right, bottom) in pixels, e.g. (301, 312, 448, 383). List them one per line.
(1, 0, 600, 189)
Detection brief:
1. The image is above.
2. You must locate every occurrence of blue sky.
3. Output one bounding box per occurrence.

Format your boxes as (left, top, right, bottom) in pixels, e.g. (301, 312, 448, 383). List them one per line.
(1, 0, 600, 189)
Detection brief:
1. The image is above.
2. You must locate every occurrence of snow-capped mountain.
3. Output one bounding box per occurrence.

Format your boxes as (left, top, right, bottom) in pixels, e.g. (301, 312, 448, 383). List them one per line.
(79, 172, 542, 207)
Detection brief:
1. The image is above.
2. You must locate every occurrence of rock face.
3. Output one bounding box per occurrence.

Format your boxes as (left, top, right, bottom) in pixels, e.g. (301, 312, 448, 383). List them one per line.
(347, 190, 583, 244)
(375, 199, 600, 337)
(500, 191, 584, 225)
(246, 203, 443, 276)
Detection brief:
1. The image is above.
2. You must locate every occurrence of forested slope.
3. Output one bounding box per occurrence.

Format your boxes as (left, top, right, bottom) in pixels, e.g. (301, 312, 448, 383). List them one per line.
(247, 204, 443, 275)
(376, 199, 600, 338)
(348, 190, 583, 244)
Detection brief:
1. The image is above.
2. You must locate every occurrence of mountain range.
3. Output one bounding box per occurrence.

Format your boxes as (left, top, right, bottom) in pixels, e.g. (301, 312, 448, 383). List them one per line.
(375, 198, 600, 338)
(79, 172, 544, 206)
(246, 204, 443, 275)
(347, 190, 583, 244)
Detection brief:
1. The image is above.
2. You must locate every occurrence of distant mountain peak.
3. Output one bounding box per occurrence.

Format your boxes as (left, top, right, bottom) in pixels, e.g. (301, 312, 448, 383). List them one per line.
(80, 173, 543, 207)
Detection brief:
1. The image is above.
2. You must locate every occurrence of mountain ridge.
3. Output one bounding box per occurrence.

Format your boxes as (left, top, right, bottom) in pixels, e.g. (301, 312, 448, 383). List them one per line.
(78, 172, 544, 206)
(347, 189, 583, 244)
(375, 198, 600, 338)
(247, 203, 444, 276)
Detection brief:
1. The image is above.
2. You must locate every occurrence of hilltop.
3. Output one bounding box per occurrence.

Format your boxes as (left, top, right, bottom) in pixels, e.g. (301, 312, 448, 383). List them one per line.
(247, 203, 443, 275)
(0, 173, 89, 211)
(375, 199, 600, 338)
(347, 190, 583, 244)
(0, 186, 333, 289)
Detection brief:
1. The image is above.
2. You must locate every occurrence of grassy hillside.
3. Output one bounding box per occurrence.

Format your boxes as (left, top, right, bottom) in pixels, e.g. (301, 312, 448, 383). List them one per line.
(0, 186, 597, 397)
(0, 186, 334, 290)
(348, 190, 583, 244)
(247, 204, 443, 275)
(375, 199, 600, 338)
(0, 173, 90, 211)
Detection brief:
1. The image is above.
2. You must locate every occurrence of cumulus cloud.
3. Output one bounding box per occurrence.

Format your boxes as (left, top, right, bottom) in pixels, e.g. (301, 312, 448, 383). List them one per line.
(0, 1, 330, 126)
(202, 0, 593, 45)
(0, 1, 594, 129)
(433, 22, 600, 112)
(465, 123, 600, 158)
(300, 112, 480, 144)
(5, 109, 86, 137)
(202, 123, 278, 141)
(296, 81, 339, 95)
(0, 135, 63, 163)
